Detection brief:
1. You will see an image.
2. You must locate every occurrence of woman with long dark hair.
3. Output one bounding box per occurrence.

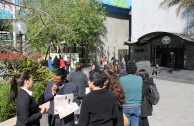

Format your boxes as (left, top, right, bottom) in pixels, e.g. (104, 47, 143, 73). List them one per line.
(105, 70, 125, 126)
(10, 72, 47, 126)
(138, 69, 154, 126)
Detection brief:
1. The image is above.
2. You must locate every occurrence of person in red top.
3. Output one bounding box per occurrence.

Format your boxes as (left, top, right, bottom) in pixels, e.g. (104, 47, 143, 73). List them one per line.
(59, 55, 66, 69)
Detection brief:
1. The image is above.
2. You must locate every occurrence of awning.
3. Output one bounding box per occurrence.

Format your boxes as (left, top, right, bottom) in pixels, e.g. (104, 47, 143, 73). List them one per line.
(125, 32, 194, 45)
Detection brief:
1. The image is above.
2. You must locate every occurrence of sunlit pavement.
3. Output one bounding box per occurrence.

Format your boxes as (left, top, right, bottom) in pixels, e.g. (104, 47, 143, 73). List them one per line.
(137, 64, 194, 84)
(149, 79, 194, 126)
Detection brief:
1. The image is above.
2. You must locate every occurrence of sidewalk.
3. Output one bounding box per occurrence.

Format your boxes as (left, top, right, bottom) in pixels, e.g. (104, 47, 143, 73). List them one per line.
(149, 79, 194, 126)
(137, 64, 194, 84)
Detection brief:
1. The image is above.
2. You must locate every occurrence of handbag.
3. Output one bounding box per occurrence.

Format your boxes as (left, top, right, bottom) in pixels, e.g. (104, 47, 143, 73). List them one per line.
(123, 112, 129, 126)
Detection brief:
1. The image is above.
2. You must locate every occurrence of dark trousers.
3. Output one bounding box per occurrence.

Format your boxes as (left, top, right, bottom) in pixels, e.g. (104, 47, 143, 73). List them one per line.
(139, 117, 149, 126)
(152, 69, 158, 76)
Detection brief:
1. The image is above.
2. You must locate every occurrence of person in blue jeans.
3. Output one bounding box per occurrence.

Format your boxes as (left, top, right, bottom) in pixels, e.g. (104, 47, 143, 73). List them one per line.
(119, 61, 142, 126)
(120, 57, 126, 74)
(47, 56, 53, 71)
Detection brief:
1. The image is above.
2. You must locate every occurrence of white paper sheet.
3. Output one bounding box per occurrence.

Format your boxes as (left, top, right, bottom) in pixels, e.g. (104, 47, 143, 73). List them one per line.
(39, 101, 50, 108)
(85, 87, 91, 95)
(54, 94, 79, 119)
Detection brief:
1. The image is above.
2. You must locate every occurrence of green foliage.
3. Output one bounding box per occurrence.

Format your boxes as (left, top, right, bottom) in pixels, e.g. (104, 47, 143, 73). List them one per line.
(0, 81, 48, 122)
(0, 82, 16, 122)
(18, 0, 106, 53)
(32, 82, 45, 104)
(16, 57, 53, 86)
(63, 0, 106, 44)
(0, 55, 54, 122)
(1, 56, 53, 86)
(0, 20, 12, 32)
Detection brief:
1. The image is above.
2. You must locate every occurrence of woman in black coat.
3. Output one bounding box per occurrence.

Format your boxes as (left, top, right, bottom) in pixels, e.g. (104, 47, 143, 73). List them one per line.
(138, 69, 154, 126)
(10, 72, 47, 126)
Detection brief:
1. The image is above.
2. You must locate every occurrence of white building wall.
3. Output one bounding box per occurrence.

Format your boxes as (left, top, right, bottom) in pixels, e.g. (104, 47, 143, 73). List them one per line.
(131, 0, 193, 42)
(100, 14, 129, 61)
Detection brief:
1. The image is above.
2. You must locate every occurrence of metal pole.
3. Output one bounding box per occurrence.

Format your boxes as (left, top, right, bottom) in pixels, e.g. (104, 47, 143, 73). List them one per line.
(12, 0, 17, 48)
(20, 34, 23, 54)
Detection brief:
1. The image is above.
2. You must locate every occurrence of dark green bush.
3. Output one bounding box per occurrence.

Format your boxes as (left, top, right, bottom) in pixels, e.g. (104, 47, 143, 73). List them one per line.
(0, 82, 16, 122)
(0, 81, 48, 122)
(0, 55, 54, 122)
(1, 55, 53, 86)
(33, 82, 46, 104)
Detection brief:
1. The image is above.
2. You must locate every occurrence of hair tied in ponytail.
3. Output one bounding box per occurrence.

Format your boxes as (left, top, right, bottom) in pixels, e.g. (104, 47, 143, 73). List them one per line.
(14, 74, 20, 79)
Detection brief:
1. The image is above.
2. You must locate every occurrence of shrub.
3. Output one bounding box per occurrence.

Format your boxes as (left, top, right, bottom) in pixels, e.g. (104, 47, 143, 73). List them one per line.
(0, 82, 16, 122)
(0, 53, 53, 86)
(0, 53, 54, 122)
(0, 81, 47, 122)
(33, 82, 46, 104)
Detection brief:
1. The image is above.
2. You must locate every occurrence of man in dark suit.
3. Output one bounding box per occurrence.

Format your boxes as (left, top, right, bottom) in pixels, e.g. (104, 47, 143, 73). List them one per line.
(67, 62, 88, 99)
(67, 62, 88, 122)
(44, 68, 80, 126)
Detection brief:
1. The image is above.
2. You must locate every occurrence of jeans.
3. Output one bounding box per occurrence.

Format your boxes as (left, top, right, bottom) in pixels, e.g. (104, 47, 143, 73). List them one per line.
(66, 65, 70, 74)
(48, 66, 53, 71)
(123, 106, 141, 126)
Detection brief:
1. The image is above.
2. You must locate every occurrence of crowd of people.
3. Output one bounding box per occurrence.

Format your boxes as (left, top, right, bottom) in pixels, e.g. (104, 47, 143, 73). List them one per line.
(10, 56, 156, 126)
(48, 55, 71, 74)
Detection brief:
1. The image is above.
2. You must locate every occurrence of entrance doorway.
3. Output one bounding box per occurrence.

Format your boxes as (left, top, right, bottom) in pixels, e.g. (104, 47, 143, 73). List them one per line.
(151, 46, 184, 69)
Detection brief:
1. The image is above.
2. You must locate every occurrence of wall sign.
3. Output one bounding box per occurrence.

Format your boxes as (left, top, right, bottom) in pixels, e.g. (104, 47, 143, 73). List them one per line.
(162, 36, 171, 44)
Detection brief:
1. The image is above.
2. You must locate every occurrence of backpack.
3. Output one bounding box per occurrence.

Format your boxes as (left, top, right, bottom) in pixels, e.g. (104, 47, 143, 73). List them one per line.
(147, 83, 160, 105)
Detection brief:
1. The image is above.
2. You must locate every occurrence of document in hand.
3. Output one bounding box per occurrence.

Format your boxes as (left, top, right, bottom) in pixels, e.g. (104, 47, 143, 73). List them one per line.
(54, 93, 79, 119)
(85, 87, 91, 94)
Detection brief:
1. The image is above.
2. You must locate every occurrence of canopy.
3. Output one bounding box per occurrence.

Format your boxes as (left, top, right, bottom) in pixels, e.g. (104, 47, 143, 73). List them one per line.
(124, 32, 194, 45)
(97, 0, 131, 15)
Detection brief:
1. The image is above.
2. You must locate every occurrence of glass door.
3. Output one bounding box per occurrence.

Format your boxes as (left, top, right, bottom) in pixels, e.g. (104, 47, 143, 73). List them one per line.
(168, 50, 175, 68)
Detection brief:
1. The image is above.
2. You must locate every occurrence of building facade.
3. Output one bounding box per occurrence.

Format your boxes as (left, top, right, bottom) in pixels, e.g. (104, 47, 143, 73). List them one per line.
(96, 0, 131, 62)
(100, 13, 130, 62)
(127, 0, 194, 69)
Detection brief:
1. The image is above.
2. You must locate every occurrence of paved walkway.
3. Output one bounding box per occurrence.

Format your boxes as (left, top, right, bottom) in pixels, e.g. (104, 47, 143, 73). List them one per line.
(149, 79, 194, 126)
(137, 64, 194, 84)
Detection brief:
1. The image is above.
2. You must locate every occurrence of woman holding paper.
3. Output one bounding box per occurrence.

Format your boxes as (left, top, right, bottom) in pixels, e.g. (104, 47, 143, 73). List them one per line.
(10, 72, 47, 126)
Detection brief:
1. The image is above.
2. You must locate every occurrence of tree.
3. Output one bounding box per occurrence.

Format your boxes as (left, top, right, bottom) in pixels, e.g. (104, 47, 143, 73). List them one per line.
(1, 0, 106, 54)
(160, 0, 194, 14)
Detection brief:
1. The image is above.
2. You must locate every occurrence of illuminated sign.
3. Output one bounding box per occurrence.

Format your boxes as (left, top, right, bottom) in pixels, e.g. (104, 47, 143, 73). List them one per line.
(97, 0, 131, 9)
(162, 36, 171, 44)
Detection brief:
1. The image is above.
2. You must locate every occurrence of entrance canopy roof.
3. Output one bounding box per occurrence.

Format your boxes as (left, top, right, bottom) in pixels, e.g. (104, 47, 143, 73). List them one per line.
(125, 32, 194, 45)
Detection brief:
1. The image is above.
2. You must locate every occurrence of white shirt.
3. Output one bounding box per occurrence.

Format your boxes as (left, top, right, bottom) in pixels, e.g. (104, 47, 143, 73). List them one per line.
(21, 87, 33, 96)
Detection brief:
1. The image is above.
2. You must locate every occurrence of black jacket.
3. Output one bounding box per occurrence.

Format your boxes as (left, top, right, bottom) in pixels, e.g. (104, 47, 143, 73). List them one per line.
(78, 89, 118, 126)
(68, 71, 88, 98)
(141, 77, 154, 117)
(52, 57, 60, 69)
(16, 89, 42, 126)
